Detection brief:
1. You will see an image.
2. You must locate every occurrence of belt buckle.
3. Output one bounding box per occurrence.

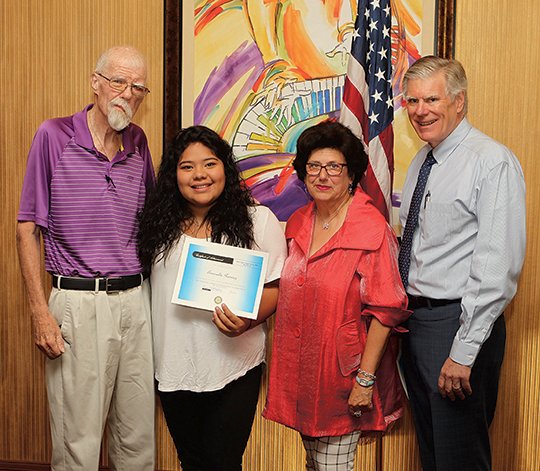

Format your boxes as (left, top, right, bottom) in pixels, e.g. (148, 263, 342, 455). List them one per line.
(104, 277, 119, 294)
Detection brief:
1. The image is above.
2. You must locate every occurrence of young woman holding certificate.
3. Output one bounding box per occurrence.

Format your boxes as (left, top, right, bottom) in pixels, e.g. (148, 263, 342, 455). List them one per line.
(138, 126, 286, 471)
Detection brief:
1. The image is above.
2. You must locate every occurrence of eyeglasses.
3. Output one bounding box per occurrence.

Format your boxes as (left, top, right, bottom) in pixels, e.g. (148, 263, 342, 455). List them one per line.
(95, 72, 150, 97)
(305, 162, 348, 176)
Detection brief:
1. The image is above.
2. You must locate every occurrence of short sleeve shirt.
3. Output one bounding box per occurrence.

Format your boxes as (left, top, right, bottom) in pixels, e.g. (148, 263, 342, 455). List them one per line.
(18, 105, 155, 277)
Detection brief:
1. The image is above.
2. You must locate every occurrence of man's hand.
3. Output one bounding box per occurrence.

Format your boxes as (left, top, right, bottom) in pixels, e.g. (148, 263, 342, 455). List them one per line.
(438, 357, 472, 400)
(17, 221, 65, 359)
(32, 308, 65, 359)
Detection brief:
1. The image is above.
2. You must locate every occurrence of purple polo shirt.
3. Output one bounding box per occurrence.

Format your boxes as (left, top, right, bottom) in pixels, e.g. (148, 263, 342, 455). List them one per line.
(18, 105, 155, 277)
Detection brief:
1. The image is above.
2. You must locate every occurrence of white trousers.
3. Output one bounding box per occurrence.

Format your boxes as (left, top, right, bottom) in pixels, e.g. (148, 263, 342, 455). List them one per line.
(302, 432, 361, 471)
(46, 280, 155, 470)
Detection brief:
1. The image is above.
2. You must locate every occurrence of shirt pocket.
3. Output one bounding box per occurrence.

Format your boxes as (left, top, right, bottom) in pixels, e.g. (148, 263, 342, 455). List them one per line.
(420, 203, 451, 245)
(335, 319, 362, 377)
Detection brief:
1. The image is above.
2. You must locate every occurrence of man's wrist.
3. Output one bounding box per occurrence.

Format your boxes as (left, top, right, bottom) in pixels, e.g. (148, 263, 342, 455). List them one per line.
(450, 338, 478, 367)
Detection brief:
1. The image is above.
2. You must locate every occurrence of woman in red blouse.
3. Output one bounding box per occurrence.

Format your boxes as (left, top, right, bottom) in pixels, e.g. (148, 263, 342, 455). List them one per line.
(264, 121, 410, 470)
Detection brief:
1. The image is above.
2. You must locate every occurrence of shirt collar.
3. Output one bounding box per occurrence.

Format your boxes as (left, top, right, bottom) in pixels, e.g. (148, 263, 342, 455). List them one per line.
(430, 118, 472, 164)
(285, 189, 386, 255)
(73, 104, 136, 156)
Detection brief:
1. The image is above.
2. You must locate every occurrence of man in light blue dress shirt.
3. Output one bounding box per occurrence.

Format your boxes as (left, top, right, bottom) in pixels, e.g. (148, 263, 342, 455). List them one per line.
(398, 56, 526, 471)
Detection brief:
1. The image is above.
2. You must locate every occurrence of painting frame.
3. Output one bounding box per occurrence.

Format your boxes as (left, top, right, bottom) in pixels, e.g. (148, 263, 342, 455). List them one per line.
(163, 0, 456, 145)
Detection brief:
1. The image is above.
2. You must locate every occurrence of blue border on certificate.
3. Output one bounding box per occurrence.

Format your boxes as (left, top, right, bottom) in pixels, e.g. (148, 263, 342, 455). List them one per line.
(171, 237, 269, 319)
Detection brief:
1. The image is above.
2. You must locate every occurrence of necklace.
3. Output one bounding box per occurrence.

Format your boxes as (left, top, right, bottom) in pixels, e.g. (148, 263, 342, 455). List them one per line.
(317, 196, 351, 230)
(187, 218, 209, 238)
(88, 110, 119, 156)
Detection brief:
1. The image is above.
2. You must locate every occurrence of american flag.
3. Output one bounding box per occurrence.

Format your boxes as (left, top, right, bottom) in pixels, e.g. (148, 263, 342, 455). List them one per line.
(340, 0, 394, 221)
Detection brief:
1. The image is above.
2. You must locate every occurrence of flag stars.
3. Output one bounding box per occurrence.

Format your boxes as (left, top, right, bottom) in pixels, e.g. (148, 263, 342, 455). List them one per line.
(372, 90, 383, 103)
(346, 0, 393, 138)
(375, 68, 385, 81)
(369, 111, 379, 124)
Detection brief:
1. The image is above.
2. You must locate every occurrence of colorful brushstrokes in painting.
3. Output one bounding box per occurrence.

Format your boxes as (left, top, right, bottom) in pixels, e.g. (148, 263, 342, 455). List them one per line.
(193, 0, 424, 220)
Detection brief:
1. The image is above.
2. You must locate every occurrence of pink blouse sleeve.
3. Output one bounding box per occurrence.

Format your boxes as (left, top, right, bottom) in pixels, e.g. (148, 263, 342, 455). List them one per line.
(358, 224, 411, 328)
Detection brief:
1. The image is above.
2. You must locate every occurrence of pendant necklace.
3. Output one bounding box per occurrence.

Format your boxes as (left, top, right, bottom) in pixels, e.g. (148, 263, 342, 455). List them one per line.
(318, 196, 351, 230)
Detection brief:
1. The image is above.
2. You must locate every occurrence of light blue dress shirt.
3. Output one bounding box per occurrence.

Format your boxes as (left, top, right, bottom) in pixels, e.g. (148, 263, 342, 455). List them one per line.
(399, 118, 526, 366)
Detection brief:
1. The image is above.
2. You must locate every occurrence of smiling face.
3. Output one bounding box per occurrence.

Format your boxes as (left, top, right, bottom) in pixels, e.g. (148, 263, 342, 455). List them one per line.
(405, 70, 465, 148)
(176, 142, 226, 215)
(304, 148, 352, 205)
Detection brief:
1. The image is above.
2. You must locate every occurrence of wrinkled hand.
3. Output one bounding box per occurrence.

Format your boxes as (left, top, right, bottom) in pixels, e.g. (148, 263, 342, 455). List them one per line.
(212, 304, 251, 338)
(438, 357, 472, 400)
(348, 381, 374, 417)
(32, 309, 65, 359)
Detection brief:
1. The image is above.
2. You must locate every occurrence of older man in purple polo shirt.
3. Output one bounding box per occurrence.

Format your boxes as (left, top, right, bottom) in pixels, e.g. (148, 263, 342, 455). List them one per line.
(16, 46, 155, 470)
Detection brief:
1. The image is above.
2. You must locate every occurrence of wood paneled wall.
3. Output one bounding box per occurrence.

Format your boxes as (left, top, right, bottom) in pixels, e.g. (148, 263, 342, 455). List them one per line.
(454, 1, 540, 469)
(1, 1, 539, 470)
(0, 0, 166, 467)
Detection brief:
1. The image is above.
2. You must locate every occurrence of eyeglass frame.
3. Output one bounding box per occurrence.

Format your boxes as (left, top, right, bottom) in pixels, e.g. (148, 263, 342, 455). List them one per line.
(305, 162, 348, 177)
(95, 72, 150, 97)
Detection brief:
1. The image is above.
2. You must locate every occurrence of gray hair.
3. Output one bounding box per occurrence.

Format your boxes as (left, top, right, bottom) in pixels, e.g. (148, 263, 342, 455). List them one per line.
(95, 46, 147, 77)
(403, 55, 468, 115)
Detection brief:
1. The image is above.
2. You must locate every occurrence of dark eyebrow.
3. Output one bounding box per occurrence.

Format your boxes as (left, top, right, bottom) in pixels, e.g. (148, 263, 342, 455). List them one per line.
(179, 156, 219, 164)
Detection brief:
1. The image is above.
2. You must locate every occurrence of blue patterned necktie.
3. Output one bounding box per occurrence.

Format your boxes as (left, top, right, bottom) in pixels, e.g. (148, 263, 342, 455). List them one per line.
(398, 151, 437, 288)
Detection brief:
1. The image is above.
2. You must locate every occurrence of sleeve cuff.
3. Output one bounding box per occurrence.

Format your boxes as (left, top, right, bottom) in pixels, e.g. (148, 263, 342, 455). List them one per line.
(450, 338, 479, 367)
(362, 306, 412, 329)
(17, 213, 48, 230)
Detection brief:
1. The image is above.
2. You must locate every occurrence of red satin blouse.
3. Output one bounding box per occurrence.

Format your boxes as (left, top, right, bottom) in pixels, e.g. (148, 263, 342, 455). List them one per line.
(264, 189, 410, 437)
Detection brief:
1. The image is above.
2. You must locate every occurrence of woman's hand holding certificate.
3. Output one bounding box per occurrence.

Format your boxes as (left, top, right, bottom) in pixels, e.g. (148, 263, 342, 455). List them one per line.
(212, 303, 252, 337)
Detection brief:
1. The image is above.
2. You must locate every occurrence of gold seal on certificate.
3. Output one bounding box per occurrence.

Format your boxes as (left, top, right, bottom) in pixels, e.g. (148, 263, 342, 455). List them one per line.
(171, 237, 269, 319)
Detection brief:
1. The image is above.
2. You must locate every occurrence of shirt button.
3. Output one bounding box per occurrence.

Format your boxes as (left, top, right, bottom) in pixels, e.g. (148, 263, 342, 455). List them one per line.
(295, 276, 304, 286)
(294, 328, 301, 338)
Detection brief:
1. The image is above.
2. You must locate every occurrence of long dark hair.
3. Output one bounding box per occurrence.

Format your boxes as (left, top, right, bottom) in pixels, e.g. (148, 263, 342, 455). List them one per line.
(138, 125, 255, 272)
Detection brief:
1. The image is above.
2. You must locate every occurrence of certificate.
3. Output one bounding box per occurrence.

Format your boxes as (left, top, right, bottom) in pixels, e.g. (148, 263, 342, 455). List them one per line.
(171, 237, 269, 319)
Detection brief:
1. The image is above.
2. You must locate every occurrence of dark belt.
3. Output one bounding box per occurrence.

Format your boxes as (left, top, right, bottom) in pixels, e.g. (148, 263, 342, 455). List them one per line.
(407, 295, 461, 310)
(52, 274, 146, 293)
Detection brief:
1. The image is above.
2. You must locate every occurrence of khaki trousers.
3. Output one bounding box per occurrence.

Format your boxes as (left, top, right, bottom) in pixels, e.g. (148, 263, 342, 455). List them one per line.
(46, 280, 155, 470)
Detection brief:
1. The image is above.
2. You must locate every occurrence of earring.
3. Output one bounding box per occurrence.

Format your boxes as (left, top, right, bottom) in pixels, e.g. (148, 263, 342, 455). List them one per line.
(348, 183, 354, 194)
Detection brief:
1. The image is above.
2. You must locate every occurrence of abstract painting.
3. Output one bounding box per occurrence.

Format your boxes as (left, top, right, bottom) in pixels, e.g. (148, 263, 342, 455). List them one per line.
(164, 0, 455, 221)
